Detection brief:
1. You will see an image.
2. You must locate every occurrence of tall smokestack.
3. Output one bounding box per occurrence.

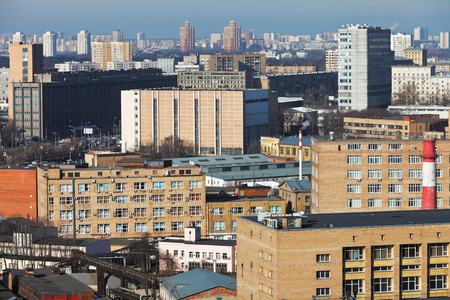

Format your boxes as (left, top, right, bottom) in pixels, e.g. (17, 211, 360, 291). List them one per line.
(422, 139, 437, 209)
(299, 130, 302, 180)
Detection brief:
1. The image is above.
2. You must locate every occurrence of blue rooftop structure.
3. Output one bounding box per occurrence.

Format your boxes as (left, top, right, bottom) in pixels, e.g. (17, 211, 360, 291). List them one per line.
(279, 135, 311, 147)
(280, 178, 311, 192)
(160, 268, 236, 299)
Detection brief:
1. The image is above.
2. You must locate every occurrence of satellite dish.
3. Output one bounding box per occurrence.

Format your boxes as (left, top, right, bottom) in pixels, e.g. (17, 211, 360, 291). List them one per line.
(189, 160, 195, 166)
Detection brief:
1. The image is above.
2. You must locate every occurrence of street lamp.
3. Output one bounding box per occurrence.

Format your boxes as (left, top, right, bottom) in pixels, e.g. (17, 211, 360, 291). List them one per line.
(96, 127, 102, 151)
(52, 132, 60, 145)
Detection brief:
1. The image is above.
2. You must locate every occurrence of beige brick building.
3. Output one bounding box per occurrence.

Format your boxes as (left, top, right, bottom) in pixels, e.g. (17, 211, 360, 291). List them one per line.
(264, 65, 316, 75)
(404, 48, 427, 66)
(37, 164, 206, 239)
(92, 41, 132, 70)
(198, 53, 266, 75)
(236, 210, 450, 299)
(310, 139, 450, 214)
(9, 43, 43, 83)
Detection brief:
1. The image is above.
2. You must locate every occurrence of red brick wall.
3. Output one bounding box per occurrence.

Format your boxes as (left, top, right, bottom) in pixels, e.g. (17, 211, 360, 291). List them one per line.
(185, 286, 236, 299)
(236, 188, 271, 197)
(0, 169, 37, 220)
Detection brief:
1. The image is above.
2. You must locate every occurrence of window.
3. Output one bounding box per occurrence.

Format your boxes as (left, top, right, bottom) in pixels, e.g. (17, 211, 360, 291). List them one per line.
(429, 243, 448, 257)
(409, 184, 422, 193)
(171, 221, 184, 231)
(402, 276, 419, 291)
(60, 184, 73, 192)
(213, 207, 225, 215)
(251, 206, 263, 214)
(368, 169, 381, 179)
(402, 265, 420, 270)
(189, 181, 202, 189)
(269, 206, 281, 213)
(345, 279, 363, 294)
(368, 198, 382, 208)
(347, 170, 361, 179)
(430, 264, 448, 269)
(388, 184, 402, 193)
(171, 194, 183, 202)
(97, 224, 110, 234)
(79, 224, 91, 234)
(114, 208, 129, 218)
(115, 182, 128, 191)
(368, 184, 381, 193)
(97, 196, 110, 204)
(389, 143, 402, 150)
(78, 197, 91, 205)
(78, 183, 91, 192)
(190, 221, 202, 228)
(189, 193, 202, 201)
(345, 267, 364, 273)
(316, 271, 330, 279)
(116, 223, 129, 233)
(232, 207, 243, 214)
(409, 169, 422, 178)
(152, 194, 165, 202)
(348, 144, 361, 150)
(134, 207, 147, 217)
(133, 195, 146, 203)
(189, 206, 202, 216)
(368, 155, 382, 164)
(345, 247, 363, 261)
(316, 288, 330, 296)
(135, 223, 147, 232)
(368, 143, 381, 150)
(60, 197, 72, 205)
(437, 183, 443, 193)
(373, 246, 392, 259)
(114, 195, 128, 203)
(374, 266, 392, 272)
(60, 225, 73, 235)
(408, 198, 421, 207)
(347, 199, 361, 208)
(153, 207, 165, 217)
(316, 254, 330, 263)
(347, 155, 361, 164)
(436, 169, 443, 178)
(78, 209, 91, 219)
(153, 182, 165, 189)
(430, 275, 447, 290)
(436, 154, 443, 163)
(49, 210, 54, 220)
(402, 244, 420, 258)
(232, 221, 237, 230)
(388, 169, 402, 179)
(97, 209, 110, 219)
(49, 198, 54, 205)
(347, 184, 361, 194)
(409, 155, 422, 164)
(134, 182, 146, 190)
(48, 184, 54, 193)
(171, 181, 183, 189)
(374, 278, 392, 293)
(213, 221, 225, 231)
(60, 210, 73, 220)
(388, 155, 402, 164)
(153, 222, 165, 232)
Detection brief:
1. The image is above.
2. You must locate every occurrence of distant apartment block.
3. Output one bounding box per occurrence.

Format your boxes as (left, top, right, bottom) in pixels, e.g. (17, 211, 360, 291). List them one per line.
(391, 32, 412, 57)
(338, 25, 391, 110)
(403, 48, 427, 66)
(198, 53, 266, 75)
(121, 88, 272, 155)
(112, 29, 123, 42)
(77, 30, 91, 55)
(180, 21, 195, 52)
(12, 32, 26, 44)
(0, 67, 9, 109)
(43, 31, 56, 57)
(223, 21, 241, 53)
(92, 41, 132, 70)
(177, 71, 252, 89)
(264, 65, 316, 74)
(414, 26, 428, 41)
(54, 61, 100, 72)
(325, 49, 338, 72)
(107, 60, 157, 71)
(440, 32, 450, 49)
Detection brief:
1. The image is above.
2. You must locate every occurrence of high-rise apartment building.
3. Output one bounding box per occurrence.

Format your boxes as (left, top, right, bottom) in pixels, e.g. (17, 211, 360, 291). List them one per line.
(440, 32, 449, 49)
(390, 32, 412, 57)
(223, 21, 241, 53)
(199, 53, 266, 74)
(210, 33, 222, 48)
(137, 32, 145, 50)
(12, 32, 26, 44)
(92, 41, 132, 70)
(414, 26, 429, 41)
(325, 49, 338, 72)
(179, 21, 195, 52)
(43, 31, 56, 57)
(112, 29, 123, 42)
(8, 43, 43, 83)
(338, 25, 392, 110)
(77, 30, 91, 55)
(121, 88, 272, 155)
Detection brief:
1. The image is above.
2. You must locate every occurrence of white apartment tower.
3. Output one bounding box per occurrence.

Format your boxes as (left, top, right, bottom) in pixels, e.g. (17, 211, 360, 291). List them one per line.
(77, 30, 91, 55)
(440, 32, 449, 49)
(414, 26, 429, 41)
(43, 31, 56, 57)
(137, 32, 145, 50)
(338, 25, 392, 110)
(112, 30, 123, 42)
(12, 32, 26, 44)
(391, 32, 412, 57)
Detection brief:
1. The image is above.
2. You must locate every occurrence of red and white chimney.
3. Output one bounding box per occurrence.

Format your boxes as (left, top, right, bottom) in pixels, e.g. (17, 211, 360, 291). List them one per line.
(422, 139, 437, 209)
(299, 130, 302, 180)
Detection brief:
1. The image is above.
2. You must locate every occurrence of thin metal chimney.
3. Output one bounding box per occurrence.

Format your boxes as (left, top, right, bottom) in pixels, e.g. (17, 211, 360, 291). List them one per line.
(299, 130, 302, 180)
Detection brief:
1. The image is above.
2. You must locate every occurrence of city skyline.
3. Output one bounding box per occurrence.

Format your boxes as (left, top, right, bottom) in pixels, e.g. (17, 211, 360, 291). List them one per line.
(1, 0, 448, 39)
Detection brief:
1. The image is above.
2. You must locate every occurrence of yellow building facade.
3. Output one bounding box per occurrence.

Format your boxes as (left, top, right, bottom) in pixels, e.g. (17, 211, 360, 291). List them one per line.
(261, 136, 311, 161)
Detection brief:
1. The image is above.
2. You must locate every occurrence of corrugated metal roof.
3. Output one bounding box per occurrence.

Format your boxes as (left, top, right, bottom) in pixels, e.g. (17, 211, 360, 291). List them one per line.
(160, 268, 236, 299)
(280, 179, 311, 192)
(279, 136, 311, 146)
(171, 154, 268, 167)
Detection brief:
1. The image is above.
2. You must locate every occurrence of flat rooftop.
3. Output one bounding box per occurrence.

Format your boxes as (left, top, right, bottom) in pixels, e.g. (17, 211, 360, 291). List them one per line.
(243, 209, 450, 231)
(160, 238, 236, 247)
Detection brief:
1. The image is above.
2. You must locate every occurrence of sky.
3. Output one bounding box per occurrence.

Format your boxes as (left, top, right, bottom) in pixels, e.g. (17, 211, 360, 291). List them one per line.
(1, 0, 449, 39)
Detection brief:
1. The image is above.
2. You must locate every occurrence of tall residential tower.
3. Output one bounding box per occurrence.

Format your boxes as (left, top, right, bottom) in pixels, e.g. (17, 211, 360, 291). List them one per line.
(43, 31, 56, 57)
(223, 21, 241, 53)
(77, 30, 91, 55)
(180, 21, 195, 52)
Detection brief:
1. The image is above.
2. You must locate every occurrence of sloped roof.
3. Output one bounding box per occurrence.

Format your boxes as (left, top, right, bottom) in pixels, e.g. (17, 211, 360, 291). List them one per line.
(280, 179, 311, 192)
(279, 136, 311, 147)
(160, 268, 236, 299)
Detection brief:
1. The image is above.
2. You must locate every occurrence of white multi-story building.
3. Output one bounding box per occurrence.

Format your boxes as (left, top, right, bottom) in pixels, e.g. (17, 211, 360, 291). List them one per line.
(0, 67, 9, 111)
(12, 32, 26, 44)
(106, 59, 157, 71)
(77, 30, 91, 55)
(137, 32, 146, 50)
(440, 32, 449, 49)
(54, 61, 100, 72)
(414, 26, 429, 41)
(391, 32, 412, 57)
(325, 49, 338, 72)
(338, 24, 392, 110)
(112, 29, 123, 42)
(157, 58, 175, 74)
(392, 65, 450, 104)
(43, 31, 56, 57)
